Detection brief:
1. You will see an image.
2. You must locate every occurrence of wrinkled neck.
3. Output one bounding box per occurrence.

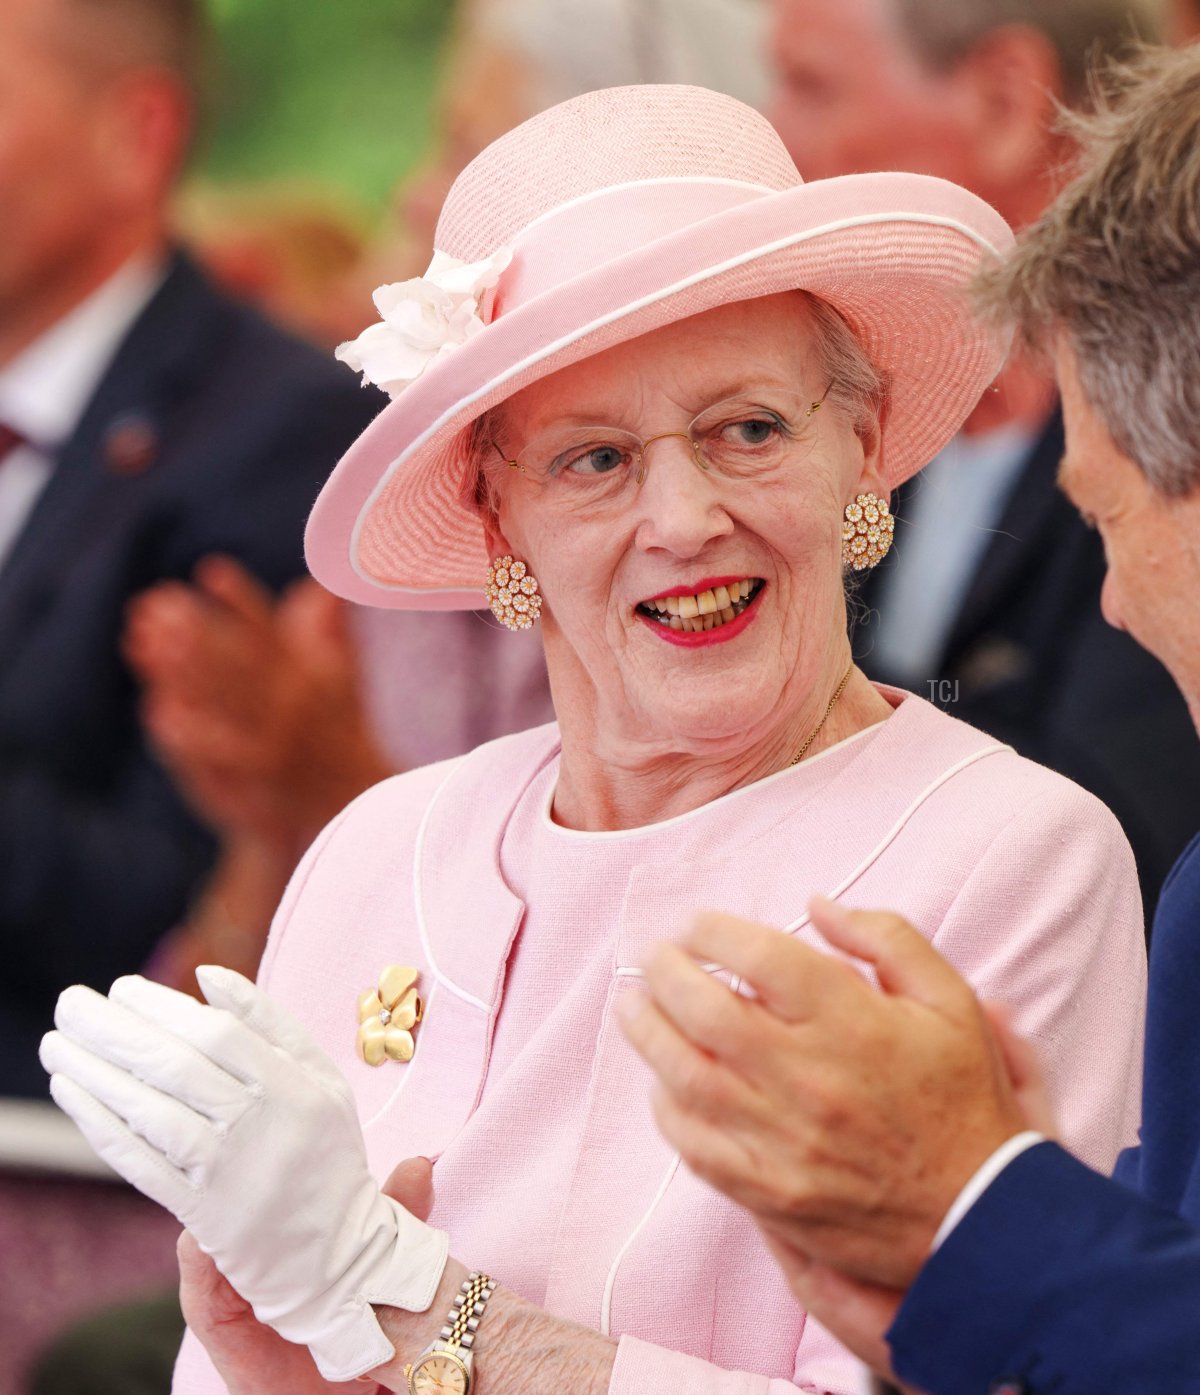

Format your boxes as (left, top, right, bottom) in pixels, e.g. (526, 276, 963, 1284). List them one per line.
(550, 666, 892, 832)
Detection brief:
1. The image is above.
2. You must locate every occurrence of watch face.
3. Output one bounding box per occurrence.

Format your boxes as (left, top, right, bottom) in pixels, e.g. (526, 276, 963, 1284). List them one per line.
(411, 1353, 468, 1395)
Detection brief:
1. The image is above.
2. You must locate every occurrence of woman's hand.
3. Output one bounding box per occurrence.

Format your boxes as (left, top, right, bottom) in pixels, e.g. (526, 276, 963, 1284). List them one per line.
(123, 556, 391, 850)
(180, 1148, 617, 1395)
(178, 1233, 353, 1395)
(619, 898, 1032, 1292)
(40, 968, 448, 1382)
(179, 1157, 439, 1395)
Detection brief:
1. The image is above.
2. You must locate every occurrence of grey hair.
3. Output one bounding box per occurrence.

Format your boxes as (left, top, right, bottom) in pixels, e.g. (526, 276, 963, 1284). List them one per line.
(892, 0, 1164, 104)
(463, 291, 887, 519)
(976, 45, 1200, 497)
(805, 293, 888, 442)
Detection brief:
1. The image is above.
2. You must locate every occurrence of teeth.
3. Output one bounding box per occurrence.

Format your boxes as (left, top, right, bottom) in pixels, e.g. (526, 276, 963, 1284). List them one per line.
(641, 579, 759, 622)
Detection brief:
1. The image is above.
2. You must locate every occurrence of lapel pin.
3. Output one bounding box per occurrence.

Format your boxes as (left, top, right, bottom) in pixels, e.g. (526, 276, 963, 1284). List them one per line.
(103, 413, 159, 477)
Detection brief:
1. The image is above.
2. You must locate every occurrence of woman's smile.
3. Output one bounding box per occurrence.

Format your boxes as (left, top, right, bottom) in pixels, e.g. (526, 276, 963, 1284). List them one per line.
(635, 576, 766, 645)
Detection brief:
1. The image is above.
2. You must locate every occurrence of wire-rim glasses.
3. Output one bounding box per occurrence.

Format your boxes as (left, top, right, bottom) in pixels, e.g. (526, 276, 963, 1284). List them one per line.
(490, 385, 833, 512)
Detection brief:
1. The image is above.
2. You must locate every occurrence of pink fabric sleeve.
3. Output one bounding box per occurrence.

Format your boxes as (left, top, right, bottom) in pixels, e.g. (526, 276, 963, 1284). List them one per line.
(611, 1333, 879, 1395)
(926, 780, 1145, 1170)
(170, 1327, 227, 1395)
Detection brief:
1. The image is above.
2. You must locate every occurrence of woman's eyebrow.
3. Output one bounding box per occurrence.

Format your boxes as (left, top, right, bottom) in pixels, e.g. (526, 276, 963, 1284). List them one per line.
(688, 377, 807, 405)
(517, 378, 803, 434)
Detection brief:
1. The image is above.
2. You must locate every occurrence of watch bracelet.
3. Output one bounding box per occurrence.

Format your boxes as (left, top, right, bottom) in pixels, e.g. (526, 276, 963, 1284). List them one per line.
(441, 1271, 496, 1352)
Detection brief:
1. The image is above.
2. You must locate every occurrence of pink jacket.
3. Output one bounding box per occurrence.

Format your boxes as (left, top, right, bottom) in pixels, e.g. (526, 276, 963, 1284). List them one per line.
(173, 693, 1145, 1395)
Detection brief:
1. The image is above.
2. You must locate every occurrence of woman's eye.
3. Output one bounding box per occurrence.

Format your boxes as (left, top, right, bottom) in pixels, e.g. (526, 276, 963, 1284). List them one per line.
(562, 444, 629, 476)
(723, 416, 782, 446)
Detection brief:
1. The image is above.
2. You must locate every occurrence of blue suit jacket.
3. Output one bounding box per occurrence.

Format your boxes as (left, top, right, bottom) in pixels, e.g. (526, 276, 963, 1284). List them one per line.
(888, 833, 1200, 1392)
(0, 253, 378, 1096)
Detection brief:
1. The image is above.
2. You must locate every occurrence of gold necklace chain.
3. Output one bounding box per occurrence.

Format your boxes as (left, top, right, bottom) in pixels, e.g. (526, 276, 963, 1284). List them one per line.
(789, 662, 855, 767)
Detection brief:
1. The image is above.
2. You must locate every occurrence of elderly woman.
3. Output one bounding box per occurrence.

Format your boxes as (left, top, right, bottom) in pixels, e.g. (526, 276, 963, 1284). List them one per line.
(42, 86, 1145, 1395)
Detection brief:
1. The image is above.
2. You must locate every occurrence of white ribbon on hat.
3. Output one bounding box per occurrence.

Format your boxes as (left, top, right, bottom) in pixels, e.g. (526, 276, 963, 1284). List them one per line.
(336, 245, 514, 398)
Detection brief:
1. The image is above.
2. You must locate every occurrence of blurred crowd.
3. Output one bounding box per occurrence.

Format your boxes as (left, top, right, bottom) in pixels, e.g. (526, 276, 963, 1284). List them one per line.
(2, 0, 1199, 1390)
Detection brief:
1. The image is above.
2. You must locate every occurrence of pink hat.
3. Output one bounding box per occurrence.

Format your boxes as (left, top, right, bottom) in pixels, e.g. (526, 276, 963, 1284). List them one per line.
(307, 85, 1014, 610)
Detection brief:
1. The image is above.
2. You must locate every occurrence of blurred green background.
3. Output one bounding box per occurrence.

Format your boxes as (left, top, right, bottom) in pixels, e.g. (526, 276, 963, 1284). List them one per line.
(200, 0, 454, 214)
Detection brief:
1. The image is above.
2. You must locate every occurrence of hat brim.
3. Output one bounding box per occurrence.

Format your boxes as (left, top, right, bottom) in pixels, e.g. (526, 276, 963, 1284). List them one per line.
(306, 170, 1013, 609)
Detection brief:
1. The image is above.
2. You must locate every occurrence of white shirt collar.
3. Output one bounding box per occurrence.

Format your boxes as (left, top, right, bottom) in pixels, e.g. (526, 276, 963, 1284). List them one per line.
(0, 255, 167, 450)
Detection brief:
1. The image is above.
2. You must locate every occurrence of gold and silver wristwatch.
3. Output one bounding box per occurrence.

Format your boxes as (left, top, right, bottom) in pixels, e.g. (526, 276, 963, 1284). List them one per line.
(405, 1272, 496, 1394)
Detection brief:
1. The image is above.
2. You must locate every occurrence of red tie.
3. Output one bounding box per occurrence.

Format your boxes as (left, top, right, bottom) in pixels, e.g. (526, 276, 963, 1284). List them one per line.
(0, 423, 24, 464)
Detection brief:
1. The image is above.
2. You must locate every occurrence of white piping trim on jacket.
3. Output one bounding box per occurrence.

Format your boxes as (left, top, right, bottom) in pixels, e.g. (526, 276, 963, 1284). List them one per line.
(348, 209, 1007, 592)
(612, 742, 1008, 975)
(599, 1151, 682, 1336)
(411, 757, 494, 1013)
(778, 744, 1008, 936)
(361, 980, 439, 1131)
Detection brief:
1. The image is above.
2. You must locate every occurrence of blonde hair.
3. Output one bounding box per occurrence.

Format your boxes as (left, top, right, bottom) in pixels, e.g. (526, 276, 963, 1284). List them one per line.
(978, 45, 1200, 496)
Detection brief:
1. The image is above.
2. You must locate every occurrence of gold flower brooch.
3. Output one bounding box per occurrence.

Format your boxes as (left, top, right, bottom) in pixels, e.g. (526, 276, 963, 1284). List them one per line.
(356, 965, 423, 1066)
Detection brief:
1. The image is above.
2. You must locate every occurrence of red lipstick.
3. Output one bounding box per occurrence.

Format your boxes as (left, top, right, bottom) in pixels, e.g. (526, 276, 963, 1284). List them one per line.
(642, 575, 754, 603)
(637, 584, 764, 647)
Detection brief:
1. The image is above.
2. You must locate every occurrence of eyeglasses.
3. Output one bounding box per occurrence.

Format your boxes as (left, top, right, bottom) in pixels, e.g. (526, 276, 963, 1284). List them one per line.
(491, 386, 833, 513)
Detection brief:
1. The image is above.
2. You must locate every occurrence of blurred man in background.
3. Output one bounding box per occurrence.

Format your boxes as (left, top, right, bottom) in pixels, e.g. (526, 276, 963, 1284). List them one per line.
(0, 0, 375, 1100)
(770, 0, 1200, 919)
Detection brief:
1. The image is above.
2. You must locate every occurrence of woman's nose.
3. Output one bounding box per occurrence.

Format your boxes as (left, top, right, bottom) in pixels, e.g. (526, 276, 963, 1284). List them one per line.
(632, 437, 734, 557)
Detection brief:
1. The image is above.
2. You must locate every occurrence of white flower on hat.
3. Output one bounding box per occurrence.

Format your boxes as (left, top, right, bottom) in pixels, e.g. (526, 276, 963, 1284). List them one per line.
(335, 245, 513, 398)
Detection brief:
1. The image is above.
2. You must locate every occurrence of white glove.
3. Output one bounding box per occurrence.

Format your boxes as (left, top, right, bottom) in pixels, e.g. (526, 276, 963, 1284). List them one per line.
(40, 966, 448, 1382)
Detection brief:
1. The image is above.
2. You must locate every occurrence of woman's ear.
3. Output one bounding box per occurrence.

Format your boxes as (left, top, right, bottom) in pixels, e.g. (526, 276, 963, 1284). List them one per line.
(853, 409, 888, 503)
(481, 512, 513, 563)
